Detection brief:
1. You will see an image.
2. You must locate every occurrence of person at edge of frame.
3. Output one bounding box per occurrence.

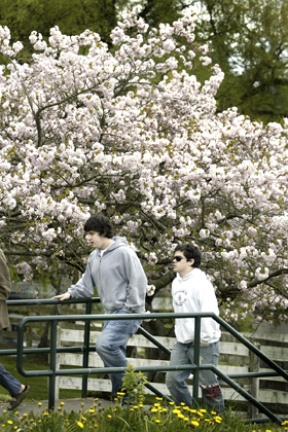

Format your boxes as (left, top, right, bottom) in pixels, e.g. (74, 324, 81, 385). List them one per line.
(54, 214, 147, 400)
(166, 243, 225, 413)
(0, 248, 30, 410)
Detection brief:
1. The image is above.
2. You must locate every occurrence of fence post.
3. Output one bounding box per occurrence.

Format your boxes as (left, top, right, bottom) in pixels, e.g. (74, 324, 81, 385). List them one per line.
(248, 338, 260, 418)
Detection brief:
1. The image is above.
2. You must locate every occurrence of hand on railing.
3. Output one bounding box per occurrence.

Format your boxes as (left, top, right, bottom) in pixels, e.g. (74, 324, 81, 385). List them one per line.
(53, 292, 71, 301)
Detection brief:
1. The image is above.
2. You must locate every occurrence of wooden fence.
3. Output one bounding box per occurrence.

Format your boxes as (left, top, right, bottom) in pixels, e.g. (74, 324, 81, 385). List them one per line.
(55, 322, 288, 418)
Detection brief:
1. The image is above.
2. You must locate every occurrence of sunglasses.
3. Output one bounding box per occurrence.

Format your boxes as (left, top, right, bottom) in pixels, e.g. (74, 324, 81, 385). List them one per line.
(173, 256, 184, 262)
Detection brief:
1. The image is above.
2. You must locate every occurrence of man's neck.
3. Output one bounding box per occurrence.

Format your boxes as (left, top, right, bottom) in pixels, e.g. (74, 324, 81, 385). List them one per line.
(100, 238, 113, 250)
(179, 268, 194, 278)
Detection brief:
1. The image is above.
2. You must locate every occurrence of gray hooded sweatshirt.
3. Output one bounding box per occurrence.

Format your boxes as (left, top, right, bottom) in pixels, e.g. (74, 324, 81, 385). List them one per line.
(68, 236, 147, 314)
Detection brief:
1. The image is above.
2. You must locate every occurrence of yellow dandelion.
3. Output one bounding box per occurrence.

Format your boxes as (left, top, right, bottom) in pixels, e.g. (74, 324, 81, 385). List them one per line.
(154, 403, 160, 407)
(43, 411, 49, 416)
(156, 397, 163, 401)
(178, 413, 185, 419)
(89, 409, 95, 414)
(191, 420, 200, 427)
(214, 416, 222, 423)
(60, 401, 65, 406)
(2, 410, 7, 414)
(57, 407, 62, 411)
(107, 414, 112, 419)
(81, 416, 87, 421)
(154, 419, 161, 424)
(77, 421, 84, 429)
(38, 402, 43, 407)
(169, 401, 175, 405)
(7, 420, 13, 425)
(117, 391, 126, 397)
(180, 402, 186, 406)
(199, 409, 207, 413)
(151, 407, 158, 413)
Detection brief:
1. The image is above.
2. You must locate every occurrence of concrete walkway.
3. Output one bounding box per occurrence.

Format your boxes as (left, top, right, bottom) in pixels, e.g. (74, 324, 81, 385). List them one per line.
(1, 397, 114, 417)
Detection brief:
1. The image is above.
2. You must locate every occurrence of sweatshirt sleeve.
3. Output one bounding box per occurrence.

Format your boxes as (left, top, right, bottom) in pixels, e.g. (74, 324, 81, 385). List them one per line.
(122, 251, 147, 313)
(198, 279, 220, 344)
(68, 256, 95, 298)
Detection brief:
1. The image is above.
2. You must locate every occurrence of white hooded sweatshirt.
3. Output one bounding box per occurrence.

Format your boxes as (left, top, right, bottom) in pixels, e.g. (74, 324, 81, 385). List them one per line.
(172, 268, 221, 345)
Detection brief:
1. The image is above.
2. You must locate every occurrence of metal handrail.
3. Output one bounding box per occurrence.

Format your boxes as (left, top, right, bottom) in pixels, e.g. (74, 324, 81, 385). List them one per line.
(2, 298, 287, 424)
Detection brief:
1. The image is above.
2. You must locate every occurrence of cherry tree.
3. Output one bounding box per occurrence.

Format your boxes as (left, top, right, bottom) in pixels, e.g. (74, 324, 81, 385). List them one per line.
(0, 14, 288, 325)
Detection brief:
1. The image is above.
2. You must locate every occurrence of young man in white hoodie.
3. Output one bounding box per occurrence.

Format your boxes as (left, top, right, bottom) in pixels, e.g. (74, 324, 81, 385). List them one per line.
(166, 243, 225, 412)
(54, 214, 147, 398)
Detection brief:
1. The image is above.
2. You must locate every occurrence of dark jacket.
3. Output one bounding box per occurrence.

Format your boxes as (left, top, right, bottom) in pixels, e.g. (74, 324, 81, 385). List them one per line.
(0, 249, 11, 330)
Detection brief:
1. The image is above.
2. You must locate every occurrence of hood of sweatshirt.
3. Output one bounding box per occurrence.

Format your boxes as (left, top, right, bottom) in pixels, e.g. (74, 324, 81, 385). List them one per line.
(175, 268, 208, 283)
(93, 236, 129, 255)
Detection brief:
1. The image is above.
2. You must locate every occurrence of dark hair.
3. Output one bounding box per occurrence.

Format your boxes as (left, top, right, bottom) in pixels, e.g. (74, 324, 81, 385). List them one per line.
(174, 243, 201, 268)
(84, 215, 113, 238)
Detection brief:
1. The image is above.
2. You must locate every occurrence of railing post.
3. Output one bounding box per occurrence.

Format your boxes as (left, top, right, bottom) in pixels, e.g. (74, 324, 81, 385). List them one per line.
(192, 316, 201, 403)
(48, 320, 58, 410)
(81, 299, 92, 398)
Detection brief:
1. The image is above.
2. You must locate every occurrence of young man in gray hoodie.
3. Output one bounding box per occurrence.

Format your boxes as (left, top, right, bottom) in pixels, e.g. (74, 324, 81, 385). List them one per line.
(55, 215, 147, 397)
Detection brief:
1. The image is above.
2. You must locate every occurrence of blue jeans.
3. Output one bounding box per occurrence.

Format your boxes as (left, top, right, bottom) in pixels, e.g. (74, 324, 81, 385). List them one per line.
(95, 310, 141, 396)
(166, 341, 225, 412)
(0, 363, 21, 397)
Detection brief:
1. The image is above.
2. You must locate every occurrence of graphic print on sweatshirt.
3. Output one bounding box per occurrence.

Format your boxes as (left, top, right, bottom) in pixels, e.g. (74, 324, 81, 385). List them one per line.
(174, 289, 188, 306)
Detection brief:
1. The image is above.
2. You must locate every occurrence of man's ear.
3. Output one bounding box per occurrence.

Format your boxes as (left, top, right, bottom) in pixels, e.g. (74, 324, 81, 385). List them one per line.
(189, 258, 195, 267)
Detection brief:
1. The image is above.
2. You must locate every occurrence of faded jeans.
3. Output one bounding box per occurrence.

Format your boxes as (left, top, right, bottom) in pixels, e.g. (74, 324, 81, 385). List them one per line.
(95, 310, 141, 396)
(166, 340, 225, 413)
(0, 363, 21, 397)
